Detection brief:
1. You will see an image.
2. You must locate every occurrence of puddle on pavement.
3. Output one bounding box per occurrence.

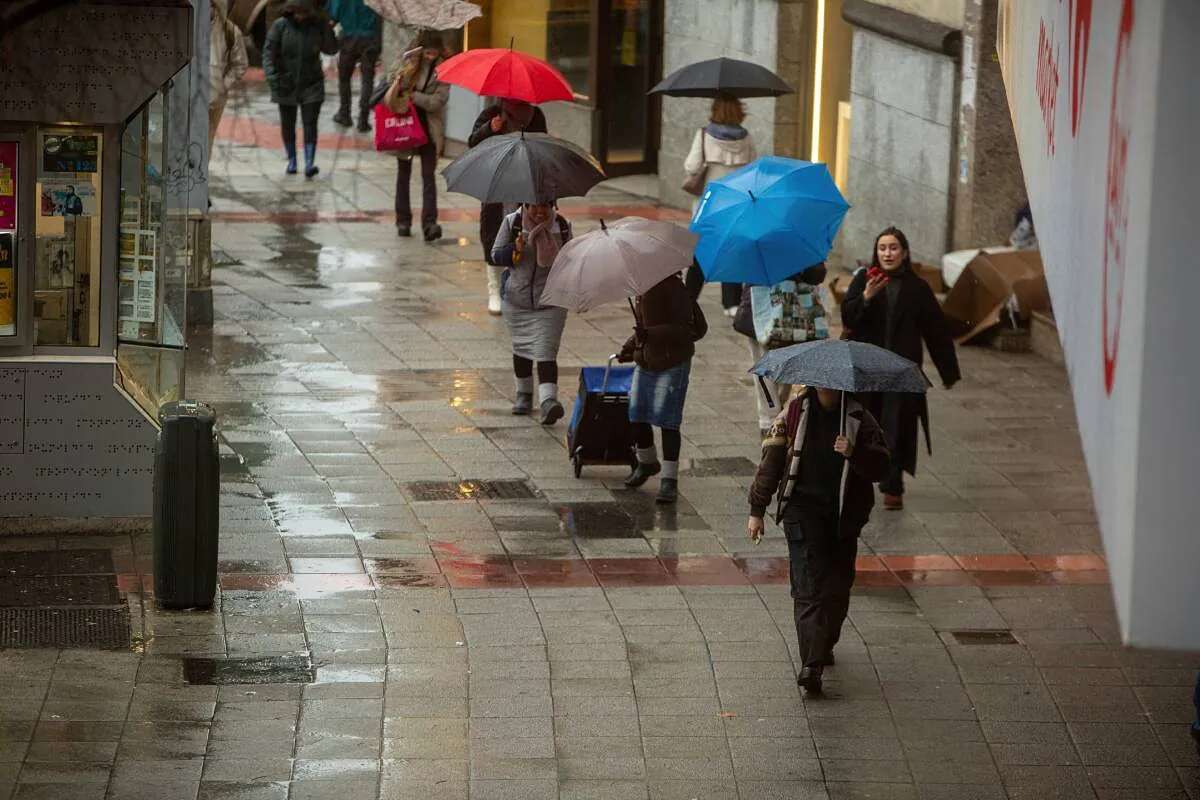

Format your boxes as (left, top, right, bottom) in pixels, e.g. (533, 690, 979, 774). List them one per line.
(618, 492, 711, 533)
(183, 655, 315, 685)
(558, 503, 641, 539)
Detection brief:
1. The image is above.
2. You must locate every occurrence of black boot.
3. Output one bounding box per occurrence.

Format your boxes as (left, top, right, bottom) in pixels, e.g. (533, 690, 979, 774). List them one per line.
(797, 667, 823, 696)
(655, 478, 678, 505)
(624, 461, 661, 488)
(423, 223, 442, 243)
(356, 113, 371, 133)
(333, 109, 352, 127)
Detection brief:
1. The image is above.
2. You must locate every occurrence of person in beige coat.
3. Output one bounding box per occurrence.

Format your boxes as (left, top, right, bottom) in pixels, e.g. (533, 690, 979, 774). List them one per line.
(383, 30, 451, 242)
(208, 0, 249, 157)
(682, 94, 757, 314)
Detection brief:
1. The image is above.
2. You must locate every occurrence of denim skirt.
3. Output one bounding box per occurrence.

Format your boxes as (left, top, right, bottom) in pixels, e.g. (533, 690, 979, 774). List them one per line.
(628, 359, 691, 429)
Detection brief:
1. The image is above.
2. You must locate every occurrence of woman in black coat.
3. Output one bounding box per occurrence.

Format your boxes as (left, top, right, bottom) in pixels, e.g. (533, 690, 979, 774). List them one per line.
(841, 226, 960, 509)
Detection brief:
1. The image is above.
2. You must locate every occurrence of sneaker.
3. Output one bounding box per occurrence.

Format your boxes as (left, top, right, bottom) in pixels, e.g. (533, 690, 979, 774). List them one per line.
(624, 461, 661, 488)
(397, 224, 412, 238)
(797, 667, 823, 695)
(539, 398, 564, 426)
(423, 223, 442, 243)
(883, 493, 903, 510)
(333, 111, 352, 127)
(511, 393, 532, 415)
(655, 478, 678, 504)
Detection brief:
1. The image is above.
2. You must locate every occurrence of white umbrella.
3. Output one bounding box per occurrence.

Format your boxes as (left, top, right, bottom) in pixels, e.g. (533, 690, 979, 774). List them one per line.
(540, 217, 699, 313)
(365, 0, 482, 29)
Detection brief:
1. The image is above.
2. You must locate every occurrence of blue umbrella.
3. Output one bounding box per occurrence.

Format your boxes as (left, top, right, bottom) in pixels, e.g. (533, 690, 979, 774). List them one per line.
(689, 156, 849, 286)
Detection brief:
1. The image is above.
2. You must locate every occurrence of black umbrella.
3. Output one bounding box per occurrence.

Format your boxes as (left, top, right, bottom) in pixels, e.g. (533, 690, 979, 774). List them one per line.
(750, 339, 929, 394)
(442, 132, 605, 204)
(649, 57, 794, 99)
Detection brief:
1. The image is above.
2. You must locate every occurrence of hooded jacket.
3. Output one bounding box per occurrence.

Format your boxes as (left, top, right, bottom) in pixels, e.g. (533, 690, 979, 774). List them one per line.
(262, 1, 338, 106)
(683, 124, 757, 183)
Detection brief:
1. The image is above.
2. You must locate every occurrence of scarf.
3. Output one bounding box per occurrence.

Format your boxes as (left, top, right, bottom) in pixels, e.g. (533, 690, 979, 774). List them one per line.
(525, 216, 561, 268)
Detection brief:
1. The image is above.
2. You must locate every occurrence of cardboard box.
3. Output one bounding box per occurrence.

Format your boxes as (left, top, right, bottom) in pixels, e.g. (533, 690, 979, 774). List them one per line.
(941, 249, 1049, 343)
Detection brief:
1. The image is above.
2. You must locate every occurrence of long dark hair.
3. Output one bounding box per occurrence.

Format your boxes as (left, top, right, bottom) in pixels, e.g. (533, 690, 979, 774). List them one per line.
(870, 226, 912, 272)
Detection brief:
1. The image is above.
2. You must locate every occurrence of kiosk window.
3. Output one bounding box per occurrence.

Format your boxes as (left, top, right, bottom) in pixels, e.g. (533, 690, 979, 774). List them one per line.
(0, 142, 18, 338)
(33, 129, 102, 347)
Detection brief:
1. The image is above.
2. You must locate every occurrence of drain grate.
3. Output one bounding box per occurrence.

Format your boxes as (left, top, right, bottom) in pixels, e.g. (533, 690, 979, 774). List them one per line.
(951, 630, 1019, 645)
(183, 655, 315, 685)
(0, 607, 131, 649)
(405, 480, 538, 501)
(0, 576, 121, 607)
(0, 548, 114, 577)
(683, 457, 758, 477)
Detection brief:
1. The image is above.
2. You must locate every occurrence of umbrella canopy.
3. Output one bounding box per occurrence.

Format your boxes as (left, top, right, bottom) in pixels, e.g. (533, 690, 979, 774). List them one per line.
(690, 156, 849, 286)
(435, 48, 574, 103)
(441, 132, 605, 204)
(364, 0, 481, 29)
(540, 218, 699, 313)
(750, 339, 929, 394)
(649, 57, 794, 98)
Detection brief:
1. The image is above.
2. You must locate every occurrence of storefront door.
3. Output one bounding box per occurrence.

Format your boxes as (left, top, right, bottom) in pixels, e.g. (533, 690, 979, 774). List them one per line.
(595, 0, 662, 176)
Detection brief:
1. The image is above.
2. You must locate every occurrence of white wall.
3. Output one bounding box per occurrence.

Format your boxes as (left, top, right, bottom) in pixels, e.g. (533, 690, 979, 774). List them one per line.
(843, 28, 955, 266)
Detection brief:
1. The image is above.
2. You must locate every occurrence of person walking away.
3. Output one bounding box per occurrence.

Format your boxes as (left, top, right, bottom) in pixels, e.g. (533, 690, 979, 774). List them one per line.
(747, 386, 890, 695)
(491, 203, 572, 425)
(327, 0, 381, 132)
(384, 32, 449, 242)
(682, 93, 756, 315)
(840, 226, 960, 510)
(262, 0, 338, 178)
(618, 274, 708, 504)
(469, 99, 549, 315)
(734, 262, 830, 435)
(208, 0, 249, 158)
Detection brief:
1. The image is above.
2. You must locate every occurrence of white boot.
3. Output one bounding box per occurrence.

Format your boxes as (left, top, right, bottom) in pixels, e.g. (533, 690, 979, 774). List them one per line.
(486, 265, 504, 315)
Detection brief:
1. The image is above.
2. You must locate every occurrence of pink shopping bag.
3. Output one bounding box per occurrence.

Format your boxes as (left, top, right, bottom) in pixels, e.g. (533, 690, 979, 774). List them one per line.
(374, 104, 429, 152)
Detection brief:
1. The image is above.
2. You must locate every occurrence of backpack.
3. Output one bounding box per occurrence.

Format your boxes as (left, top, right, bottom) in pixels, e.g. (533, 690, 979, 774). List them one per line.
(754, 280, 829, 349)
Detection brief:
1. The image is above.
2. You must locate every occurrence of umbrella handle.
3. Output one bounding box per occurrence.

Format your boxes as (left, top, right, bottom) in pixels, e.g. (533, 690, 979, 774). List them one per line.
(840, 391, 846, 436)
(758, 375, 775, 409)
(627, 297, 641, 327)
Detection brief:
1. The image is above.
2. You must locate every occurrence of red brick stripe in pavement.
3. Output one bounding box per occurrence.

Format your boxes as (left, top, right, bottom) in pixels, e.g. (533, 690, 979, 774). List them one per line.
(202, 552, 1109, 594)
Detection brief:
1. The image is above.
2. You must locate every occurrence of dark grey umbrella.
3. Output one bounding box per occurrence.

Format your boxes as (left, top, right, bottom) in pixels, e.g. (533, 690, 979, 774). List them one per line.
(441, 132, 605, 205)
(649, 57, 794, 98)
(750, 339, 929, 394)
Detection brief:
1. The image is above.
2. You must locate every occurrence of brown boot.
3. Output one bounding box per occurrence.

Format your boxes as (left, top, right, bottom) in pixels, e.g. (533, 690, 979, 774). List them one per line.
(883, 493, 904, 510)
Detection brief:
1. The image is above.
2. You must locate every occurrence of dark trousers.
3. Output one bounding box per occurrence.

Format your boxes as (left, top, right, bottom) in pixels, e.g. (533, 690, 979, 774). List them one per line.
(879, 463, 905, 496)
(337, 36, 381, 120)
(395, 141, 439, 228)
(784, 511, 858, 670)
(279, 102, 321, 157)
(683, 259, 741, 308)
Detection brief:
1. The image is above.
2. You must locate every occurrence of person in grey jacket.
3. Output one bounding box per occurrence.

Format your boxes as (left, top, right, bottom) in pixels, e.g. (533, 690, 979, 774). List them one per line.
(262, 0, 337, 177)
(491, 204, 572, 425)
(383, 31, 451, 242)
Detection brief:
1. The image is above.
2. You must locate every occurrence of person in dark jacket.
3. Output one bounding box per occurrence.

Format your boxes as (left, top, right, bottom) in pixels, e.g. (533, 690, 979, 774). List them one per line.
(748, 386, 890, 695)
(840, 226, 960, 510)
(618, 274, 706, 504)
(467, 99, 549, 315)
(327, 0, 381, 132)
(262, 0, 338, 178)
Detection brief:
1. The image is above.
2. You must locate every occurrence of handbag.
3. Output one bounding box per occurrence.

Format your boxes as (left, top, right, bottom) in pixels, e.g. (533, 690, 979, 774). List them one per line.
(732, 286, 755, 337)
(681, 128, 708, 197)
(374, 103, 428, 152)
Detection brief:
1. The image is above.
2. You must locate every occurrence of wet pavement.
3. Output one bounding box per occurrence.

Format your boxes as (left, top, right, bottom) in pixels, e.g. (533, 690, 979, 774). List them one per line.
(0, 76, 1197, 799)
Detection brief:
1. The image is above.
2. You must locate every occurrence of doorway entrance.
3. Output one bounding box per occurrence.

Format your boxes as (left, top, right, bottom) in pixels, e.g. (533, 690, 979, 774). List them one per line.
(595, 0, 663, 176)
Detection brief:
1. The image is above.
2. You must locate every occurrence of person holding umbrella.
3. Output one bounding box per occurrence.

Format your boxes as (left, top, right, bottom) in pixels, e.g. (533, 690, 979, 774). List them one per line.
(840, 226, 960, 510)
(618, 274, 707, 504)
(384, 31, 450, 242)
(746, 339, 923, 695)
(491, 202, 573, 425)
(682, 94, 757, 315)
(470, 101, 549, 314)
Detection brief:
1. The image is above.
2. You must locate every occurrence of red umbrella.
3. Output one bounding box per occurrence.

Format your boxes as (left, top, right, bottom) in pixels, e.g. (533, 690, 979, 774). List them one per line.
(435, 48, 574, 104)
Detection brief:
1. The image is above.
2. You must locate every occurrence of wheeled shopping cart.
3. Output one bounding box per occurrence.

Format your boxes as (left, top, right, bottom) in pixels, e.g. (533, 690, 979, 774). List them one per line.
(566, 355, 638, 478)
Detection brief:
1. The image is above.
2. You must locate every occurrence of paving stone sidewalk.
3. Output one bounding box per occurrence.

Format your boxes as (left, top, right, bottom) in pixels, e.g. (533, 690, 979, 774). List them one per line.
(0, 80, 1195, 800)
